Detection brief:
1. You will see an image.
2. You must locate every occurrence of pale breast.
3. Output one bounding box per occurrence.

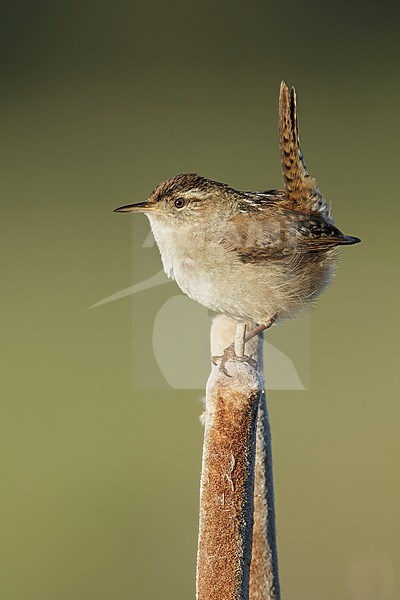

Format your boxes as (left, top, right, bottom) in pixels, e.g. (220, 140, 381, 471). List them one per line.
(147, 214, 336, 324)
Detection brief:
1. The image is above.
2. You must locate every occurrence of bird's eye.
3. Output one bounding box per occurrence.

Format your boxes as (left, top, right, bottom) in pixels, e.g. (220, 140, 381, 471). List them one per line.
(174, 197, 185, 209)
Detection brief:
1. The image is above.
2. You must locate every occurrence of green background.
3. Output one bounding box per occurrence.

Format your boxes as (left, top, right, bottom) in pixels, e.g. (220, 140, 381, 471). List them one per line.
(2, 1, 399, 598)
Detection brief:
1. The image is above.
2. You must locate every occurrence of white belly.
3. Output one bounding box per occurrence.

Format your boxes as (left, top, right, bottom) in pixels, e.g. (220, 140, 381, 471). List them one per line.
(147, 214, 333, 323)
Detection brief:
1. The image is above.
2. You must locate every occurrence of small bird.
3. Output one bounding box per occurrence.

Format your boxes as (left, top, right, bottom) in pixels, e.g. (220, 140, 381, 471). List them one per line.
(115, 81, 360, 373)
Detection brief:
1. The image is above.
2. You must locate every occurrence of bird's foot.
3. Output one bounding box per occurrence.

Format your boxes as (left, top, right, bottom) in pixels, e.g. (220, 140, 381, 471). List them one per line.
(211, 343, 258, 376)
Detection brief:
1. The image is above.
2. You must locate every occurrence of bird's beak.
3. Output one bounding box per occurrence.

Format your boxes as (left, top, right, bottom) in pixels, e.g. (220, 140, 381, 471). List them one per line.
(113, 201, 154, 213)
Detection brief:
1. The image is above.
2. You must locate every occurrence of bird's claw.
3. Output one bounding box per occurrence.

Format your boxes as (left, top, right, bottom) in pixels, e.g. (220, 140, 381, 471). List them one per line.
(211, 344, 258, 376)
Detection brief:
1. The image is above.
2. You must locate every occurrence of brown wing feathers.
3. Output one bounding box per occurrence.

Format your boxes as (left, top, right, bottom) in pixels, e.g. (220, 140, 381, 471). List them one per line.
(221, 82, 360, 263)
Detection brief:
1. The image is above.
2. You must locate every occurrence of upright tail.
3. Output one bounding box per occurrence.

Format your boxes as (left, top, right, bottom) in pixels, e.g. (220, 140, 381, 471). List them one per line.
(279, 81, 333, 223)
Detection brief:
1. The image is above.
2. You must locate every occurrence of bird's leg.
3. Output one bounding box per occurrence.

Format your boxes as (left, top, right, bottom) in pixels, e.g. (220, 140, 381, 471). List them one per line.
(211, 317, 276, 376)
(212, 325, 257, 376)
(243, 315, 276, 345)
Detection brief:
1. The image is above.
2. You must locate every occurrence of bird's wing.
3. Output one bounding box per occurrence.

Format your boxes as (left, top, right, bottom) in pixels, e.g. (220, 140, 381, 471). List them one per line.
(219, 211, 359, 264)
(279, 81, 333, 223)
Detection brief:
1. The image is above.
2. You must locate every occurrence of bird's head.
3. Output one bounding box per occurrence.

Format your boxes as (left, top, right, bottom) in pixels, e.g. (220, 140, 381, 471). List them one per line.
(114, 173, 238, 226)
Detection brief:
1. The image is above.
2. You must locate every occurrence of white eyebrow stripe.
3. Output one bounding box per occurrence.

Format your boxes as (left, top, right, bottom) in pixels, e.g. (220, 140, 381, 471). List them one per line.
(179, 189, 213, 200)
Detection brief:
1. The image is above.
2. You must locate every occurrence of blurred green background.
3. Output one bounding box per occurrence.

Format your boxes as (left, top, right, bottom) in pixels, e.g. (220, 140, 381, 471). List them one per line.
(2, 1, 399, 598)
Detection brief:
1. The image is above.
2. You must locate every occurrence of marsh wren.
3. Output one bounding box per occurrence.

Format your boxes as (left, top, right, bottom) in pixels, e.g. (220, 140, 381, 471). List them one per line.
(115, 81, 360, 373)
